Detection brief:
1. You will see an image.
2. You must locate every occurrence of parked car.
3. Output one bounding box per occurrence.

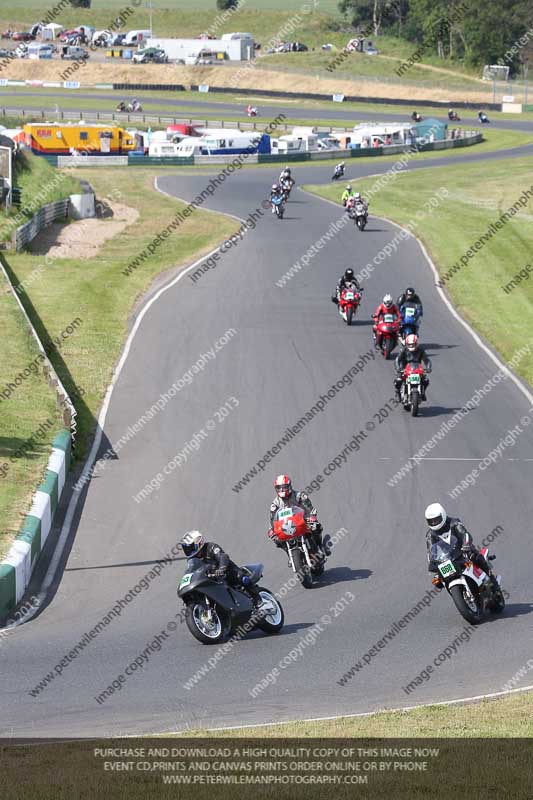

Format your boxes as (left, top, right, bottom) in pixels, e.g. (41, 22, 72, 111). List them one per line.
(110, 33, 127, 46)
(61, 45, 89, 60)
(12, 31, 34, 42)
(132, 47, 168, 64)
(0, 48, 10, 57)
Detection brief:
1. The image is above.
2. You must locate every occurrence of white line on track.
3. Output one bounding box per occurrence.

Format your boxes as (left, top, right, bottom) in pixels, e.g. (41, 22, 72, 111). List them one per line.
(159, 683, 533, 736)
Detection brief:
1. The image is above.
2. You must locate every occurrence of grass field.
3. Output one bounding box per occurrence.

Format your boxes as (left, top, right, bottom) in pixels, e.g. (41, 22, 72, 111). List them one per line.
(0, 164, 238, 558)
(306, 155, 533, 388)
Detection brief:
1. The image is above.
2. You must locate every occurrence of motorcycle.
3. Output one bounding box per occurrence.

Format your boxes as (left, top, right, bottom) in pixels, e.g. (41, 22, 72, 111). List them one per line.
(374, 313, 400, 359)
(273, 505, 331, 588)
(399, 303, 422, 344)
(448, 111, 460, 122)
(478, 112, 490, 124)
(351, 200, 367, 231)
(338, 283, 363, 326)
(411, 112, 422, 123)
(178, 562, 284, 644)
(246, 105, 258, 117)
(116, 102, 126, 112)
(271, 194, 285, 219)
(400, 362, 425, 416)
(126, 101, 142, 113)
(281, 180, 293, 201)
(430, 535, 504, 624)
(332, 164, 345, 181)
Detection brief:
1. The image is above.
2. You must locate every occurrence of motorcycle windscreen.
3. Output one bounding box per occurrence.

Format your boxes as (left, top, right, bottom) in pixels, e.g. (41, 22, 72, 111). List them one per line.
(273, 505, 308, 540)
(430, 534, 459, 563)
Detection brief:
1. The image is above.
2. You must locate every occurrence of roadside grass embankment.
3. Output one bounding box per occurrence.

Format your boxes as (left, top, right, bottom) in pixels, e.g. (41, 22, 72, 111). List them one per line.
(306, 155, 533, 389)
(172, 690, 533, 737)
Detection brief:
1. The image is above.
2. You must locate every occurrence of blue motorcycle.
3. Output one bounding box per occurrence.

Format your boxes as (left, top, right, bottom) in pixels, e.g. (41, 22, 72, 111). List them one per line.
(399, 303, 422, 342)
(271, 193, 285, 219)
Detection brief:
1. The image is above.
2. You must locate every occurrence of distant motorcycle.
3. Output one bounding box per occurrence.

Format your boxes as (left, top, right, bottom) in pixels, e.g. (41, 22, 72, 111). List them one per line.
(430, 537, 504, 625)
(399, 362, 426, 416)
(271, 194, 285, 219)
(373, 313, 400, 359)
(412, 111, 422, 123)
(246, 105, 258, 117)
(332, 163, 345, 181)
(478, 112, 490, 124)
(178, 562, 284, 644)
(399, 303, 422, 343)
(448, 110, 461, 122)
(337, 283, 363, 326)
(352, 200, 367, 231)
(273, 505, 331, 588)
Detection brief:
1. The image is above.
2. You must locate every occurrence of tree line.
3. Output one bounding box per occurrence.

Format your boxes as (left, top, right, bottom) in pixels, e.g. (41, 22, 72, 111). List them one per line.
(338, 0, 533, 75)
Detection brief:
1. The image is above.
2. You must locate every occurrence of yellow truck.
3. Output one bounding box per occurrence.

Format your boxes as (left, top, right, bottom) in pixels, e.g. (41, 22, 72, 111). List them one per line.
(23, 122, 136, 155)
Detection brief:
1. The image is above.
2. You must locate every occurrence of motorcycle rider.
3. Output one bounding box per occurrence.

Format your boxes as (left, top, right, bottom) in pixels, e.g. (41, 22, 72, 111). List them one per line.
(372, 294, 401, 350)
(268, 475, 330, 556)
(341, 184, 355, 206)
(270, 182, 284, 213)
(180, 531, 263, 605)
(333, 161, 345, 178)
(332, 268, 362, 305)
(397, 286, 423, 316)
(394, 333, 431, 400)
(424, 504, 500, 592)
(279, 167, 294, 192)
(353, 191, 368, 220)
(117, 101, 126, 112)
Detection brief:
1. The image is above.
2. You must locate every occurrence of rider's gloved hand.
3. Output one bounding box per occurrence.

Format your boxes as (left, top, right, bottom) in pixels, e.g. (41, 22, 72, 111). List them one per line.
(212, 568, 227, 579)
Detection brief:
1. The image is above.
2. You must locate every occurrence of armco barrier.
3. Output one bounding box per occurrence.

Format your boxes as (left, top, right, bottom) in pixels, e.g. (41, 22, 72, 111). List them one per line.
(13, 199, 69, 251)
(127, 154, 195, 165)
(258, 152, 311, 163)
(113, 83, 186, 91)
(0, 429, 70, 620)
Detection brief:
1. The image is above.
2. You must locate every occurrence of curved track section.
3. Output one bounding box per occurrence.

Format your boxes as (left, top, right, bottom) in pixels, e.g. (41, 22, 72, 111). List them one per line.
(0, 154, 532, 736)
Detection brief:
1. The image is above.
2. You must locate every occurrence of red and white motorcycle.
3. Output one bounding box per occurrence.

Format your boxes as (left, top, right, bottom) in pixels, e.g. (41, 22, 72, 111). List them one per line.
(430, 535, 504, 624)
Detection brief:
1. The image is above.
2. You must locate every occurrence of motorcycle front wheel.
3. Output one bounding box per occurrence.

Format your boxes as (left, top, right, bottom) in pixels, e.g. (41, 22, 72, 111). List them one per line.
(185, 601, 230, 644)
(384, 338, 394, 359)
(411, 389, 420, 417)
(346, 307, 353, 326)
(255, 589, 284, 634)
(292, 547, 313, 588)
(450, 584, 483, 624)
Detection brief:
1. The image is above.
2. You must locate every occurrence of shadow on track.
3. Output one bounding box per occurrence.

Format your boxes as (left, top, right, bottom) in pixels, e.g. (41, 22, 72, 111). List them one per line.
(312, 566, 372, 588)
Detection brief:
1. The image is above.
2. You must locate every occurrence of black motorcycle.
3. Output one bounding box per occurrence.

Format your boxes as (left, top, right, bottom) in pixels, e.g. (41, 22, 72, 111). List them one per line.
(178, 563, 284, 644)
(332, 166, 345, 181)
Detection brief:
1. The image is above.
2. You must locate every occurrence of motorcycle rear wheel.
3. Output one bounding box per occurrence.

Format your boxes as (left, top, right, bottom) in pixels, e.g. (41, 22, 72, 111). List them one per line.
(185, 601, 230, 644)
(292, 548, 313, 588)
(450, 584, 483, 624)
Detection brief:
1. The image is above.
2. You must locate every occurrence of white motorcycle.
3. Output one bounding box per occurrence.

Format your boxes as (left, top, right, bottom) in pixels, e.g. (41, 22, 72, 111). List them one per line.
(430, 534, 504, 624)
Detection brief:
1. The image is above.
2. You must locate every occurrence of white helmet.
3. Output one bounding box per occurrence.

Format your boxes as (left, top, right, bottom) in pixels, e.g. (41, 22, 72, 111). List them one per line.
(354, 192, 361, 200)
(383, 293, 393, 308)
(181, 530, 205, 557)
(425, 503, 447, 531)
(346, 184, 352, 191)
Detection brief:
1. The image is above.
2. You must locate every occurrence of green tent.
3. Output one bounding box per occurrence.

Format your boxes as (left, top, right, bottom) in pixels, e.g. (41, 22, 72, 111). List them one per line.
(415, 117, 448, 142)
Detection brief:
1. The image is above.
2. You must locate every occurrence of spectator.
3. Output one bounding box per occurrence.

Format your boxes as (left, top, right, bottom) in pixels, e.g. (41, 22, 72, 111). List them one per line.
(372, 137, 380, 148)
(385, 134, 392, 145)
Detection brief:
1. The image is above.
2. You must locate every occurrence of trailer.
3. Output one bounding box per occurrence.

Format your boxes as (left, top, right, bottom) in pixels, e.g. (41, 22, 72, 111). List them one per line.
(23, 122, 136, 155)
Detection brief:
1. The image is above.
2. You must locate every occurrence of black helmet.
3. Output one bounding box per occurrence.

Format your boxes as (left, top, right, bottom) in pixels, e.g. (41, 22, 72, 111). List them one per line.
(405, 287, 415, 299)
(344, 268, 355, 282)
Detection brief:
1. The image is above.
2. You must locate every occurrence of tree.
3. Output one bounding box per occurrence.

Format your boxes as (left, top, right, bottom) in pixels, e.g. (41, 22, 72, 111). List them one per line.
(338, 0, 409, 36)
(216, 0, 238, 10)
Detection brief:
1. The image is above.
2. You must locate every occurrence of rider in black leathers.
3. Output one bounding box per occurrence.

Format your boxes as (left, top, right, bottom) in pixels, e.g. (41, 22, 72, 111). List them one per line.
(268, 475, 330, 555)
(394, 335, 431, 400)
(180, 532, 261, 603)
(332, 268, 362, 304)
(397, 287, 423, 316)
(424, 504, 499, 592)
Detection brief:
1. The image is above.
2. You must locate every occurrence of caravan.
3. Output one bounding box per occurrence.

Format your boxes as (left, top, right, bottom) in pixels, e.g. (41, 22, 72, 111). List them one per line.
(175, 129, 270, 156)
(124, 29, 152, 46)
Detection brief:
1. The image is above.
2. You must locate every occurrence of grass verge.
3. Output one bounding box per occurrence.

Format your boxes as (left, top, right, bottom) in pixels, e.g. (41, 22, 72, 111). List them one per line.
(305, 155, 533, 387)
(0, 263, 63, 559)
(173, 690, 533, 737)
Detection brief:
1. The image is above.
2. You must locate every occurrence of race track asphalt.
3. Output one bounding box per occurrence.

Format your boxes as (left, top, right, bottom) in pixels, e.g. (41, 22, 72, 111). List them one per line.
(0, 143, 532, 737)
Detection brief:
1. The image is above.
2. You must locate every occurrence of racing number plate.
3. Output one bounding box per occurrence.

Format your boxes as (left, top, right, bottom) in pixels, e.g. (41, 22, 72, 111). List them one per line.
(438, 560, 456, 578)
(278, 508, 292, 519)
(344, 292, 354, 300)
(408, 374, 421, 384)
(179, 573, 193, 588)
